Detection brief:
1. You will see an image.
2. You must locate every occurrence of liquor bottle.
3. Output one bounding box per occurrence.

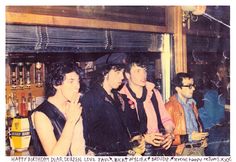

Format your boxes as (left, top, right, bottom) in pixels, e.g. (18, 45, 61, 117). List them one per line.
(27, 93, 32, 114)
(14, 94, 19, 117)
(8, 93, 16, 119)
(20, 93, 28, 117)
(31, 96, 36, 110)
(25, 62, 32, 88)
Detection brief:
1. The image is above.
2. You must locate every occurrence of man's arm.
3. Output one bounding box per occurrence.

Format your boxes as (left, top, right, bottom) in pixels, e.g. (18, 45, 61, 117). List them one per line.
(153, 89, 175, 132)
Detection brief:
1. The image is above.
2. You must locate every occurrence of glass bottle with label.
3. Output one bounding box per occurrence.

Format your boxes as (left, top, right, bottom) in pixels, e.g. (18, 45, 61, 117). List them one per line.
(20, 93, 28, 117)
(27, 93, 32, 114)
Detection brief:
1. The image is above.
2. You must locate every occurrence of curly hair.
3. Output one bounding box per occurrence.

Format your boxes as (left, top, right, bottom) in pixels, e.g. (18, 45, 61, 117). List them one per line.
(44, 62, 81, 99)
(90, 64, 125, 87)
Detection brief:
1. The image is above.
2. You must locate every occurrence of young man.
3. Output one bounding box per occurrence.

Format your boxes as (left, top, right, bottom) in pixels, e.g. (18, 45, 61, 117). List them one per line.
(119, 54, 175, 156)
(81, 54, 145, 156)
(165, 72, 208, 156)
(30, 62, 85, 156)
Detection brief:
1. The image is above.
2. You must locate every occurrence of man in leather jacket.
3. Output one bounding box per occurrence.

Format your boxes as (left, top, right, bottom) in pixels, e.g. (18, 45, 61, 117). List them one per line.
(82, 54, 145, 155)
(165, 72, 208, 156)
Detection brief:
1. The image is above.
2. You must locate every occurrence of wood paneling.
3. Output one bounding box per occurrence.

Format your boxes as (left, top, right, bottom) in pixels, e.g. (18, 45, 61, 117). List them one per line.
(6, 12, 167, 33)
(166, 6, 187, 73)
(6, 6, 168, 33)
(6, 6, 166, 26)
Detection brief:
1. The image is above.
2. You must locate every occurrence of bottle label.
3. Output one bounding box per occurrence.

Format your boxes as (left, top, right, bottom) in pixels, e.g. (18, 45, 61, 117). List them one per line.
(10, 106, 16, 118)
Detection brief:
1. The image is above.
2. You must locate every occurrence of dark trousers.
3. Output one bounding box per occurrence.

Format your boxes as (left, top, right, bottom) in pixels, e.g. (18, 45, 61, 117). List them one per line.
(143, 144, 176, 156)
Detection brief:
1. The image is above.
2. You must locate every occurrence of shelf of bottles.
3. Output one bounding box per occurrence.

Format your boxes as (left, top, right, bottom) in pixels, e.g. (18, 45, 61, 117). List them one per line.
(5, 61, 45, 154)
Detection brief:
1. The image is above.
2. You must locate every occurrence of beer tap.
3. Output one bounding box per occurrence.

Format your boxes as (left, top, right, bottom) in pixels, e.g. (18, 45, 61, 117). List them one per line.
(17, 62, 24, 89)
(35, 62, 43, 87)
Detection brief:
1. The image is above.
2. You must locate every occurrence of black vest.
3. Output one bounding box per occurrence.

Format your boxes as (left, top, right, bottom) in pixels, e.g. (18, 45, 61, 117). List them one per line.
(29, 100, 70, 156)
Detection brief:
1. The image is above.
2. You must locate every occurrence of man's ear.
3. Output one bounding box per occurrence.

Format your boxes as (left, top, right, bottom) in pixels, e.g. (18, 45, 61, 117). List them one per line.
(53, 85, 60, 90)
(175, 87, 181, 93)
(104, 73, 109, 80)
(125, 72, 130, 81)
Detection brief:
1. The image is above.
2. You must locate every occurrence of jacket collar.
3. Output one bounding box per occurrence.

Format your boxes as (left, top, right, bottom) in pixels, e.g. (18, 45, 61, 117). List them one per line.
(119, 81, 155, 101)
(169, 94, 196, 106)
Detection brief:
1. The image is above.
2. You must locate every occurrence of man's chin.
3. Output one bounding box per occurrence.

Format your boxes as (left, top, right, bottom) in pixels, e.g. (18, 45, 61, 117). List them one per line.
(114, 84, 121, 89)
(140, 83, 146, 87)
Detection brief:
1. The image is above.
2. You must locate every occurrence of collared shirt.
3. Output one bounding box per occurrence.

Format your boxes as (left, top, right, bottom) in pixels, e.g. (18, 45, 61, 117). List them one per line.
(177, 94, 198, 137)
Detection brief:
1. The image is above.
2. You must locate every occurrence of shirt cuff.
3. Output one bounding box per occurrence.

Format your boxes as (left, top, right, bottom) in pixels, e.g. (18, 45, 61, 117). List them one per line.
(188, 134, 192, 142)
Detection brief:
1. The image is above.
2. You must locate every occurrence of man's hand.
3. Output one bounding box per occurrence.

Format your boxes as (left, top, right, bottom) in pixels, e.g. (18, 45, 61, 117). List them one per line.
(131, 135, 145, 155)
(191, 131, 209, 141)
(161, 133, 174, 150)
(200, 138, 208, 148)
(65, 92, 82, 125)
(144, 133, 164, 147)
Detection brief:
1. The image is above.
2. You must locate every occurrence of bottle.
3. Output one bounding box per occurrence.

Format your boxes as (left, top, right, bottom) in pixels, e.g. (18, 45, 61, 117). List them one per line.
(20, 93, 28, 117)
(31, 96, 36, 110)
(8, 93, 16, 119)
(15, 98, 19, 117)
(27, 93, 32, 114)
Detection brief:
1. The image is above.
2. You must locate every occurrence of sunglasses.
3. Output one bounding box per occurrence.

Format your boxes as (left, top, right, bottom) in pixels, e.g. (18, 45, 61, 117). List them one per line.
(181, 84, 196, 89)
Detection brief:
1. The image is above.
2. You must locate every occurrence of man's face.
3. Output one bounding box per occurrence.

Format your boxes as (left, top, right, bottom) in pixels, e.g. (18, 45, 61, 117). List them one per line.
(176, 77, 195, 100)
(216, 66, 227, 81)
(58, 71, 80, 102)
(106, 69, 124, 89)
(127, 64, 147, 87)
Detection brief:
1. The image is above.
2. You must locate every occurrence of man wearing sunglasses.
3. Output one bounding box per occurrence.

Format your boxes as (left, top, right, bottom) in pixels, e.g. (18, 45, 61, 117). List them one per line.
(165, 73, 208, 156)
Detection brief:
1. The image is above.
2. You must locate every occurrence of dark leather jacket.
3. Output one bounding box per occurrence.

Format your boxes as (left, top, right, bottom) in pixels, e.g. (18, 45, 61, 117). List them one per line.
(81, 85, 132, 155)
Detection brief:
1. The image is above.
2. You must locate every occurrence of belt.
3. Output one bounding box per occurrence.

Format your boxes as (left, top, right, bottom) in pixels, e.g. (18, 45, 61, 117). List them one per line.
(185, 142, 202, 148)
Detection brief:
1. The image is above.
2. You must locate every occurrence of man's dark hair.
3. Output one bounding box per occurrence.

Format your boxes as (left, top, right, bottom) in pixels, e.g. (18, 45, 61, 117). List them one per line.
(90, 64, 125, 86)
(125, 53, 148, 73)
(172, 72, 193, 89)
(45, 62, 81, 99)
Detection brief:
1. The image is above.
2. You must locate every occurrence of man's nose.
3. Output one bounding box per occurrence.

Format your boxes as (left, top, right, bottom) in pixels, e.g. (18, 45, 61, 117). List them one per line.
(141, 71, 147, 78)
(75, 83, 80, 91)
(120, 73, 124, 80)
